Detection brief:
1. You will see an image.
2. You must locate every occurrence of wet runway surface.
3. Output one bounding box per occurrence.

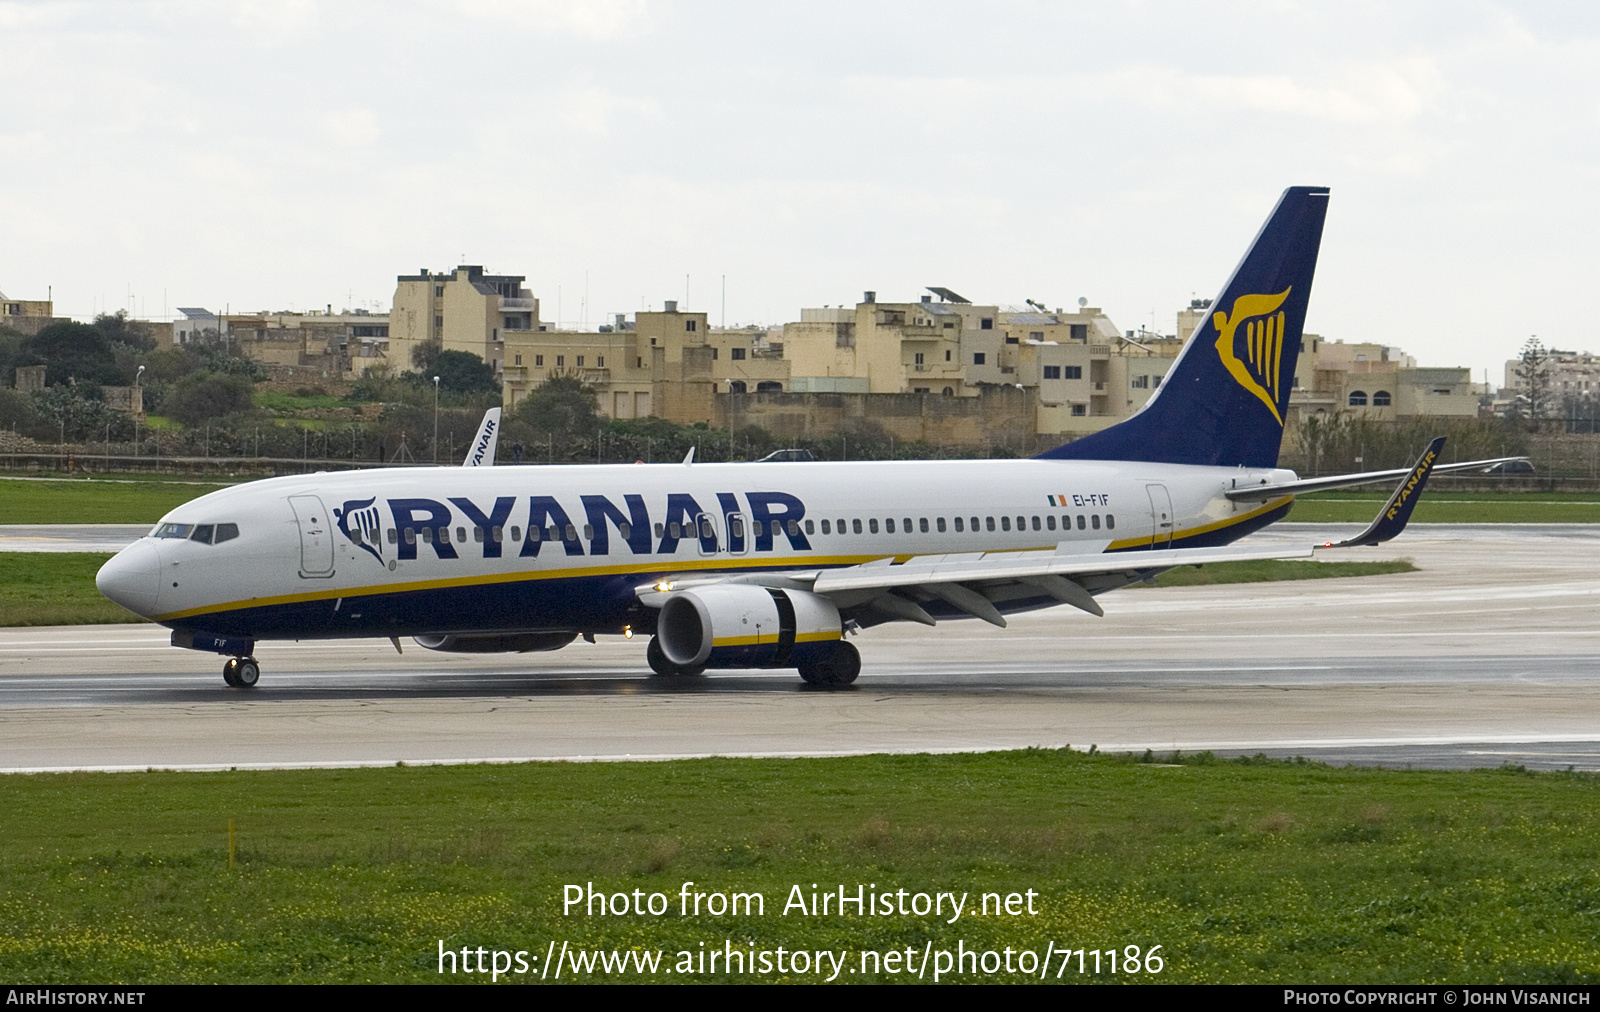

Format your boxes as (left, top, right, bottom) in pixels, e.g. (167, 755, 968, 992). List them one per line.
(0, 523, 1596, 772)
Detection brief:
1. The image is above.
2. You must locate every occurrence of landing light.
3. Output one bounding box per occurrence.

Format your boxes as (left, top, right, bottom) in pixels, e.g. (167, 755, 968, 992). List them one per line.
(623, 625, 634, 639)
(654, 580, 675, 592)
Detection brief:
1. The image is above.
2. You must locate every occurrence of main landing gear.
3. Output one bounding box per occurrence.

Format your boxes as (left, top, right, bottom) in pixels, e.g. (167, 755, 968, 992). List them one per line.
(646, 637, 705, 678)
(798, 640, 861, 687)
(222, 656, 260, 689)
(643, 636, 860, 687)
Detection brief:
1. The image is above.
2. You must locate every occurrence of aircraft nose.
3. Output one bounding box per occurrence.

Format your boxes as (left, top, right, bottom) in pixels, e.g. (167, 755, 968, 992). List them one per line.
(97, 541, 161, 617)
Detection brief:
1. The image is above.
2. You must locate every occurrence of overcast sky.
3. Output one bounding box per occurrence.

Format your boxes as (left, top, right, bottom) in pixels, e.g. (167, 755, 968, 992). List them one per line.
(3, 0, 1598, 382)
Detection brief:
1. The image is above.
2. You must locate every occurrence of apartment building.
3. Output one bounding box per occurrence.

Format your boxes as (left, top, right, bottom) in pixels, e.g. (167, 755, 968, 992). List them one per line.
(390, 266, 536, 375)
(0, 290, 66, 336)
(500, 302, 789, 424)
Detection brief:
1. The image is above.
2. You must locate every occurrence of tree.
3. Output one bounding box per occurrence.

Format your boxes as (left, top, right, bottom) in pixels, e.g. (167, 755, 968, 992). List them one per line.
(511, 375, 600, 442)
(21, 321, 123, 387)
(163, 372, 255, 426)
(91, 311, 157, 353)
(1514, 336, 1552, 430)
(433, 349, 500, 395)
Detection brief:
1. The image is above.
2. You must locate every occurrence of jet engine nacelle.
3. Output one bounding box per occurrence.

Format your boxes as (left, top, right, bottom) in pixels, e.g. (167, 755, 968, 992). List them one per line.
(412, 632, 578, 653)
(658, 585, 842, 669)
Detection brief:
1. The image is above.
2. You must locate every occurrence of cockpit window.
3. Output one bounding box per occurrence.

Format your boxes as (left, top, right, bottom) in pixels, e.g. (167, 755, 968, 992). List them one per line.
(152, 522, 240, 544)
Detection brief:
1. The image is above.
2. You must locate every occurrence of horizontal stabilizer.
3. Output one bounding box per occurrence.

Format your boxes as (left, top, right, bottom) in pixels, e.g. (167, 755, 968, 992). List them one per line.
(1226, 453, 1528, 501)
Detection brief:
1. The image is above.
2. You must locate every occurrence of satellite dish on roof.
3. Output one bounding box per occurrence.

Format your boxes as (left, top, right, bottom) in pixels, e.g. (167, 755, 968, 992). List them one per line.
(1078, 297, 1088, 308)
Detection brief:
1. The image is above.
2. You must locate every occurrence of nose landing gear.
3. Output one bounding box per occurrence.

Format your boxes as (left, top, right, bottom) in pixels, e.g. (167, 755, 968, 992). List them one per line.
(223, 657, 260, 688)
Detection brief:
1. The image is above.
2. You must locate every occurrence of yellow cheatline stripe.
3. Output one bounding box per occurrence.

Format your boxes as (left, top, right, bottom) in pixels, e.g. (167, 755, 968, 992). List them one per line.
(153, 500, 1292, 623)
(713, 630, 841, 648)
(1104, 495, 1292, 551)
(152, 552, 884, 622)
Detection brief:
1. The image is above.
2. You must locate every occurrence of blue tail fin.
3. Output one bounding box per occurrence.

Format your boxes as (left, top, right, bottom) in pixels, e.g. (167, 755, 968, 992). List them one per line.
(1039, 186, 1329, 468)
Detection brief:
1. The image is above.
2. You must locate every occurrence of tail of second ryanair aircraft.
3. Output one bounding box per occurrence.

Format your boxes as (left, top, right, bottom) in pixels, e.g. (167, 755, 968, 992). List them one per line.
(1040, 185, 1329, 469)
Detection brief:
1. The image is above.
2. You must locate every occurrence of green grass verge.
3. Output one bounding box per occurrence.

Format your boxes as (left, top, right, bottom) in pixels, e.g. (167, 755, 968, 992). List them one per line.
(0, 477, 237, 524)
(1139, 558, 1416, 587)
(1, 751, 1597, 983)
(1292, 491, 1600, 524)
(0, 552, 142, 625)
(254, 391, 345, 411)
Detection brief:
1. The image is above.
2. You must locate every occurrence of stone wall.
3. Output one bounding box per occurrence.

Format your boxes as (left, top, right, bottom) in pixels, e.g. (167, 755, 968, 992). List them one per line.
(715, 385, 1044, 452)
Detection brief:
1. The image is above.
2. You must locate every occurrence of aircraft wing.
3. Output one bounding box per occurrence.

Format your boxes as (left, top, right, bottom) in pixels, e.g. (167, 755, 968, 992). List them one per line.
(636, 438, 1445, 628)
(462, 408, 502, 467)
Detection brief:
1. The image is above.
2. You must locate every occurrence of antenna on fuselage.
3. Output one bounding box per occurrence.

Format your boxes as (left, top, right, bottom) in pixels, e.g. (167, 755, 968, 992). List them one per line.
(682, 446, 695, 465)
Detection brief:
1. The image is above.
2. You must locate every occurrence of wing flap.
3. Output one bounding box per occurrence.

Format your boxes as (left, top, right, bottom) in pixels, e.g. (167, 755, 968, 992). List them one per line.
(808, 543, 1315, 594)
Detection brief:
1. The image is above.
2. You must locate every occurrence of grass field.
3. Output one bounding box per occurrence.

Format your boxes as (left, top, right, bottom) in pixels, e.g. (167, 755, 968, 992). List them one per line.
(0, 553, 141, 625)
(0, 750, 1596, 984)
(1292, 491, 1600, 524)
(1142, 558, 1416, 587)
(0, 476, 238, 524)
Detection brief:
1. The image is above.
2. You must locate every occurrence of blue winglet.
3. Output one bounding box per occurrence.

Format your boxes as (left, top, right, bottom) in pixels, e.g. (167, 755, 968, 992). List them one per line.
(1327, 437, 1446, 548)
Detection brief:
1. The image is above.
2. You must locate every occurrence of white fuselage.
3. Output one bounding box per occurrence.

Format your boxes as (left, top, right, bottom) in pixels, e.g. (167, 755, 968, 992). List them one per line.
(97, 457, 1296, 639)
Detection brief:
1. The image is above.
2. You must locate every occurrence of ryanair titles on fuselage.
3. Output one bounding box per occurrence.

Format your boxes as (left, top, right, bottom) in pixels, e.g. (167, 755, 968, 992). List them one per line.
(334, 490, 816, 566)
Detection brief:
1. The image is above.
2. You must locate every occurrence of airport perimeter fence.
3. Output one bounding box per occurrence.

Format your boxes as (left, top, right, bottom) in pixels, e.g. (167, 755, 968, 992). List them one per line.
(4, 450, 1600, 492)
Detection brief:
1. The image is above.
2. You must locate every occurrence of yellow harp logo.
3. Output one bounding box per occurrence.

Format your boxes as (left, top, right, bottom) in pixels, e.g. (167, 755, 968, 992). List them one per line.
(1212, 288, 1292, 424)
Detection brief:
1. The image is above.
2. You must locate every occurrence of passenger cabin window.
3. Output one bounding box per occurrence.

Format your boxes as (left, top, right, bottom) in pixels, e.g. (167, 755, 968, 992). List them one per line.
(1107, 514, 1115, 529)
(821, 519, 831, 534)
(868, 518, 879, 534)
(986, 517, 996, 532)
(1091, 515, 1101, 530)
(852, 519, 862, 534)
(885, 518, 896, 533)
(954, 517, 964, 532)
(1001, 516, 1011, 532)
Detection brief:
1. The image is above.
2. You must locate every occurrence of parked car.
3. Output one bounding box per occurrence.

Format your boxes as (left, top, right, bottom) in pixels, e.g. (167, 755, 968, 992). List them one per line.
(1484, 459, 1535, 474)
(755, 448, 818, 462)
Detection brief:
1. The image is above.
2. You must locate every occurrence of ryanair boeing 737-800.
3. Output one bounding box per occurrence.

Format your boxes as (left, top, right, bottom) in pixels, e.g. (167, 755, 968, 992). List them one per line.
(95, 187, 1520, 688)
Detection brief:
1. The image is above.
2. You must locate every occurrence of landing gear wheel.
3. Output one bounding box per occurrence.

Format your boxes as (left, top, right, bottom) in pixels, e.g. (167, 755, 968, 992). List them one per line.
(223, 657, 260, 689)
(646, 637, 705, 679)
(799, 641, 860, 688)
(235, 658, 260, 688)
(646, 637, 673, 676)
